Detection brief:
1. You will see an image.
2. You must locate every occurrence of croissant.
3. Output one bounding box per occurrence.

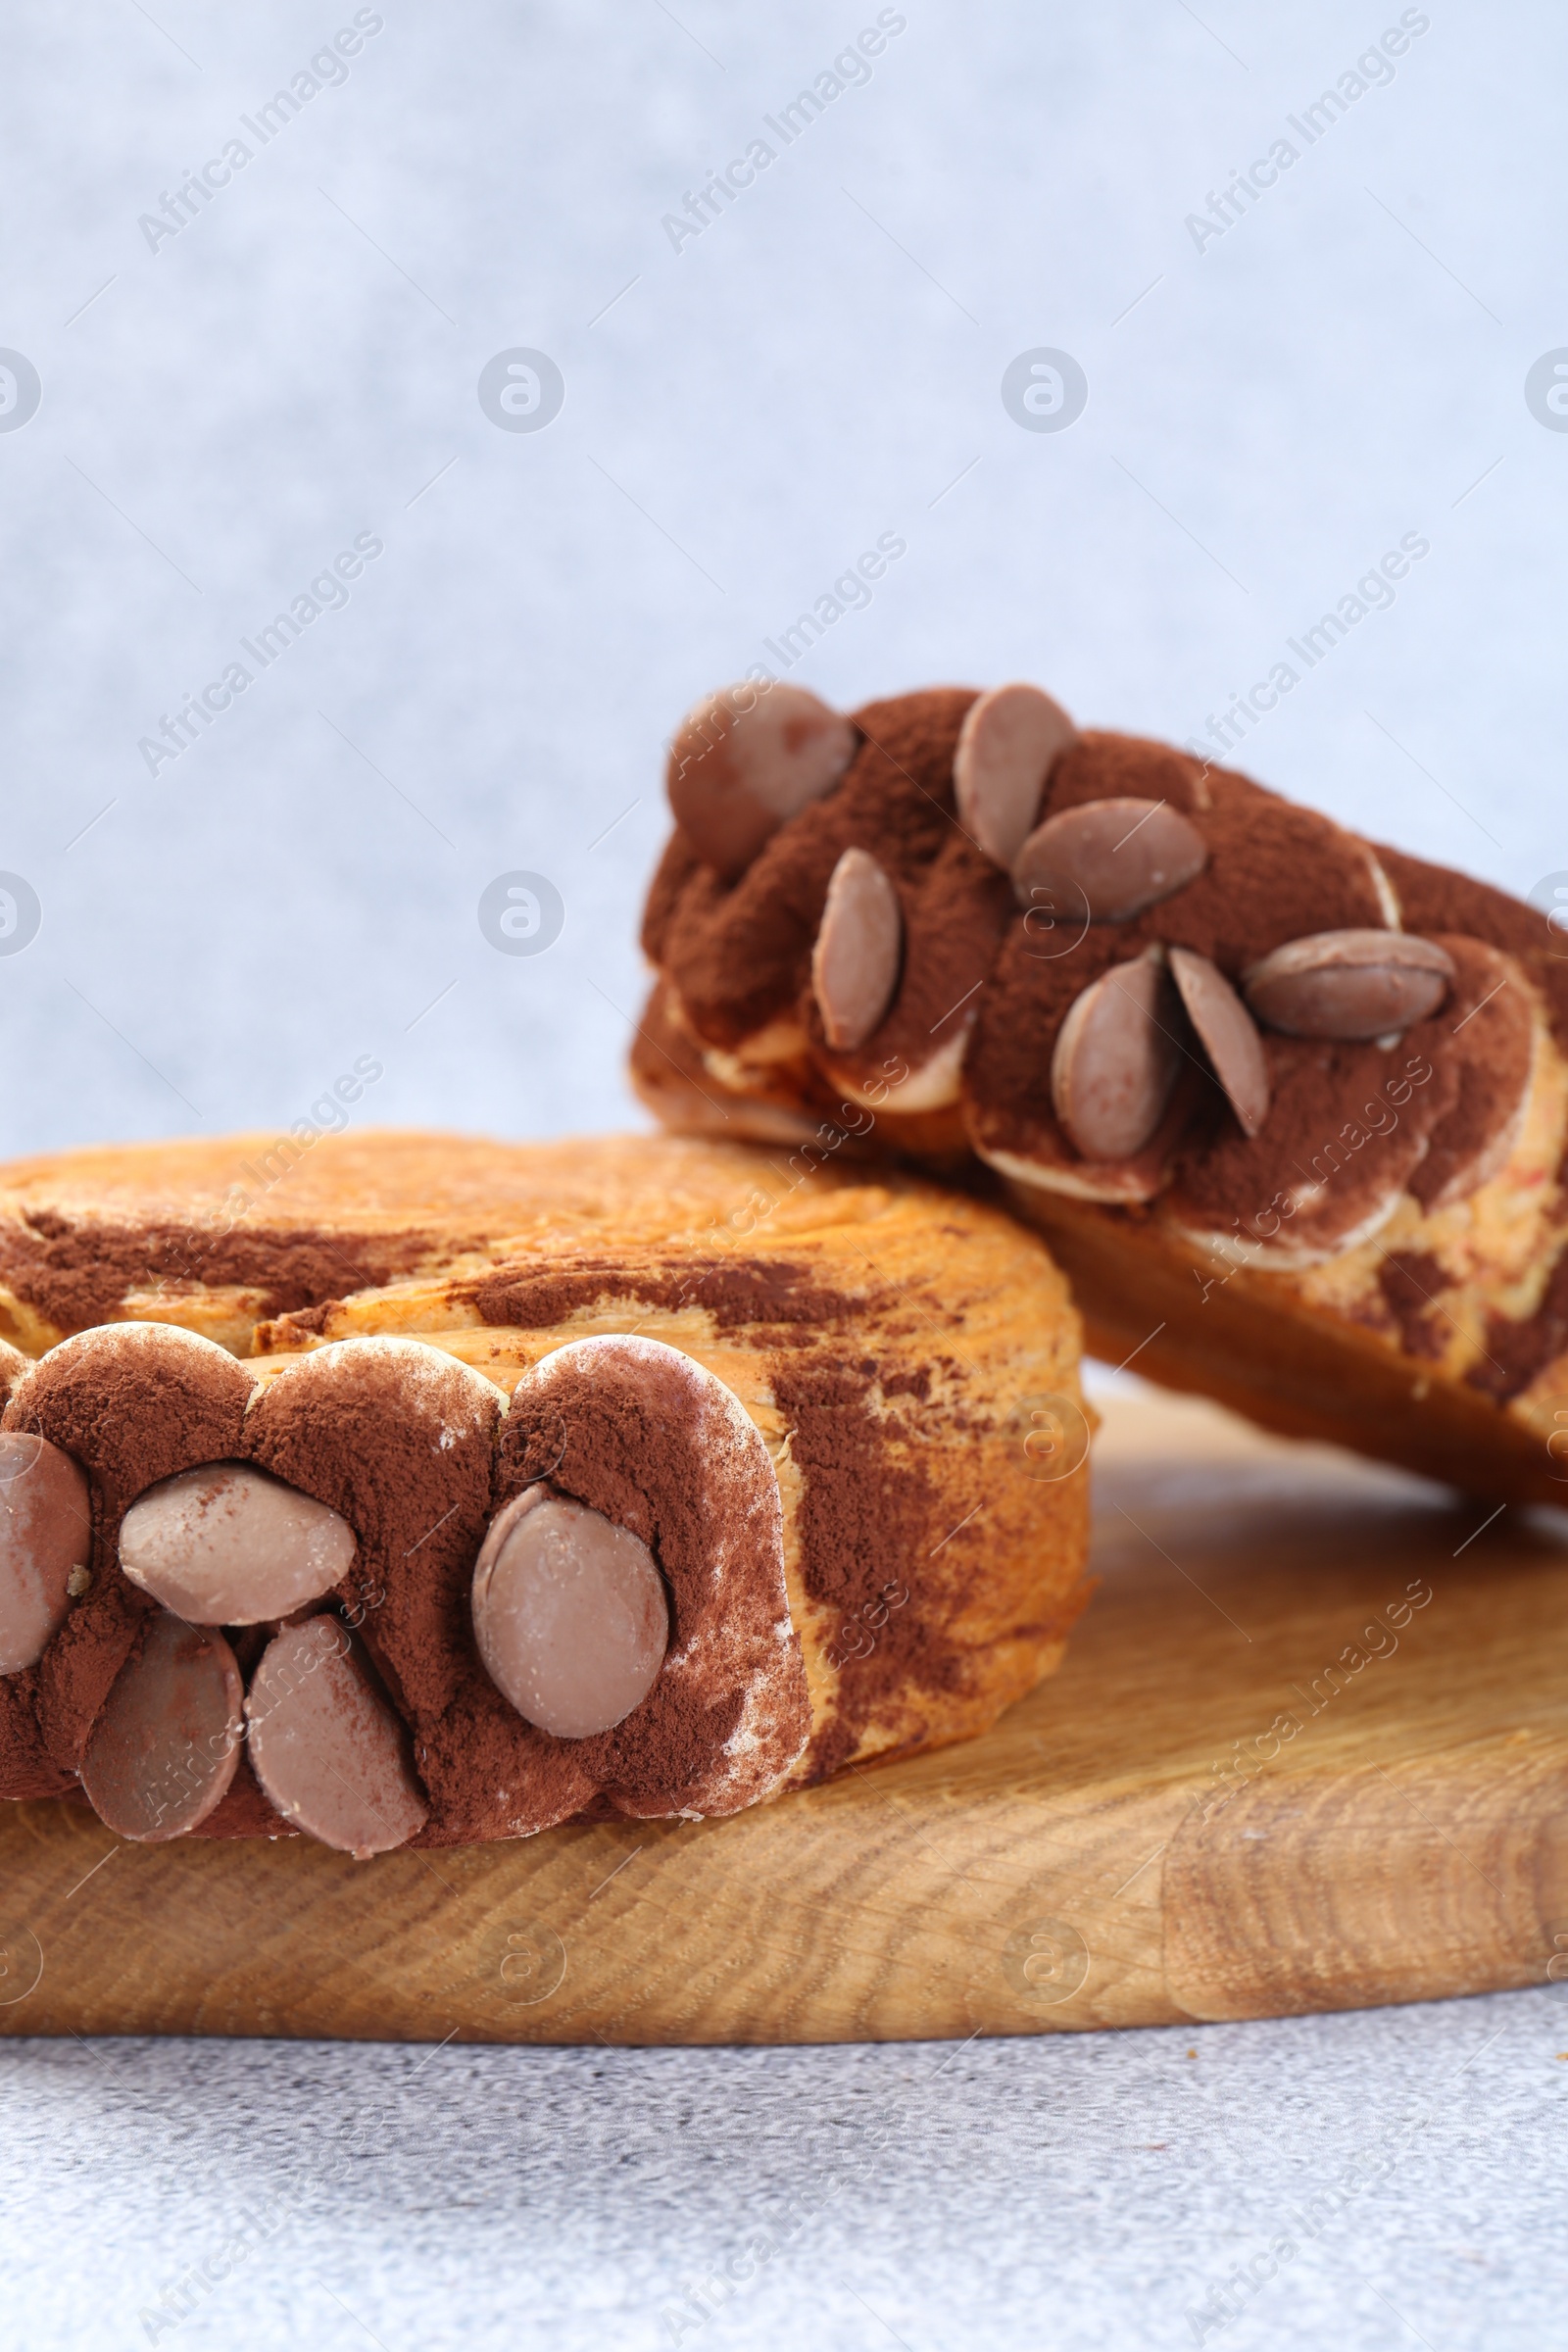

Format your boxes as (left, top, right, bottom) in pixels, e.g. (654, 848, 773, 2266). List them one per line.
(634, 680, 1568, 1503)
(0, 1129, 1089, 1849)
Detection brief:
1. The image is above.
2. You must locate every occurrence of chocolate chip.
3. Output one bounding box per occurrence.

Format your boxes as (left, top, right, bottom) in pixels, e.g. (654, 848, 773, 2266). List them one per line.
(1169, 948, 1270, 1139)
(1012, 798, 1208, 921)
(79, 1611, 242, 1841)
(1051, 949, 1184, 1161)
(954, 683, 1078, 866)
(472, 1487, 669, 1740)
(246, 1617, 427, 1858)
(811, 847, 903, 1052)
(1243, 929, 1454, 1040)
(667, 682, 856, 879)
(0, 1433, 91, 1674)
(120, 1461, 357, 1626)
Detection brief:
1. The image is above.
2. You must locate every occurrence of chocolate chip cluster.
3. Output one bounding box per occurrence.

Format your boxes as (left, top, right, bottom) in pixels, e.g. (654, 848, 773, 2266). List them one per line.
(640, 680, 1547, 1271)
(0, 1322, 808, 1853)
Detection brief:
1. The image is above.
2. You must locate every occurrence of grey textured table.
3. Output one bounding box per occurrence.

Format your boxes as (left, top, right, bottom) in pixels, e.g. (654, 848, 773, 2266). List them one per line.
(4, 1991, 1565, 2349)
(2, 3, 1565, 2344)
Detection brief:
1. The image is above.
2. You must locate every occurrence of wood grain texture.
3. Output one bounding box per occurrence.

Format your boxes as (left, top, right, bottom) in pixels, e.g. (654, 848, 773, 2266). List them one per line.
(2, 1389, 1564, 2045)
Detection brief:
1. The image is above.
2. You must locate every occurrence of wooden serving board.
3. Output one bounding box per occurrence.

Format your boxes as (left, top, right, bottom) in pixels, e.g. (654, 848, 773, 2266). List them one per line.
(2, 1389, 1565, 2045)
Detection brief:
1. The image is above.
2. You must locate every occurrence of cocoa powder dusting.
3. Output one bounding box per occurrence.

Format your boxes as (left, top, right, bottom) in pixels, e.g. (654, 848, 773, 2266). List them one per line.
(0, 1211, 434, 1340)
(650, 706, 1567, 1348)
(495, 1344, 808, 1819)
(3, 1325, 256, 1518)
(1043, 730, 1210, 818)
(0, 1310, 838, 1839)
(241, 1342, 508, 1848)
(1407, 938, 1534, 1209)
(468, 1256, 851, 1336)
(964, 739, 1394, 1179)
(1377, 1252, 1449, 1361)
(1468, 1246, 1568, 1402)
(658, 689, 981, 1049)
(646, 704, 1565, 1328)
(1166, 1029, 1458, 1250)
(2, 1328, 257, 1778)
(0, 1666, 74, 1797)
(807, 837, 1014, 1091)
(771, 1360, 963, 1779)
(653, 687, 1568, 1504)
(640, 829, 703, 967)
(1375, 842, 1568, 1057)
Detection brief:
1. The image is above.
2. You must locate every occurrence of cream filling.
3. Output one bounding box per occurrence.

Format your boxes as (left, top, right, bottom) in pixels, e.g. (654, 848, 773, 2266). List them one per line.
(662, 990, 813, 1099)
(1365, 847, 1403, 930)
(698, 995, 972, 1119)
(692, 1078, 825, 1147)
(978, 1142, 1162, 1206)
(827, 1021, 972, 1114)
(1176, 1180, 1407, 1274)
(704, 1014, 811, 1078)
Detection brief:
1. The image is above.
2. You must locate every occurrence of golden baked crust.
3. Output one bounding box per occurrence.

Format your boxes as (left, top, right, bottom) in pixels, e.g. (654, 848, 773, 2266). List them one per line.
(0, 1128, 1090, 1792)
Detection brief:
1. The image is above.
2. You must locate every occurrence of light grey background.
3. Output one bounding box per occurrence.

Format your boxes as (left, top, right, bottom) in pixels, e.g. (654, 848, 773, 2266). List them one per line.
(2, 5, 1566, 2347)
(0, 0, 1563, 1155)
